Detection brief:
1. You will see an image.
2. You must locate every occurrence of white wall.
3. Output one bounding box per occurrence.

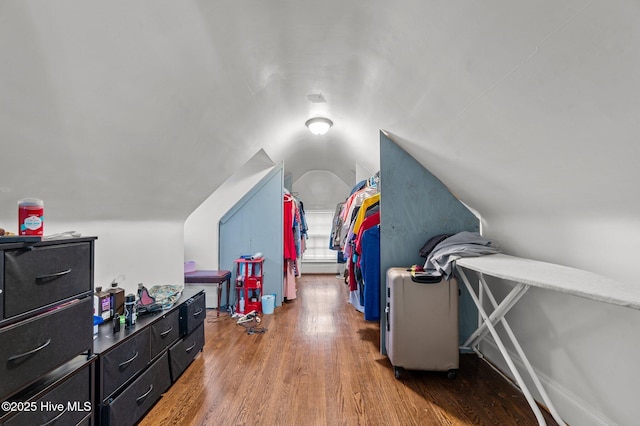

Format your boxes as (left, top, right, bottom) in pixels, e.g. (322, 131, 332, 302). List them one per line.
(356, 162, 376, 184)
(45, 220, 184, 298)
(292, 170, 350, 274)
(184, 150, 275, 270)
(477, 212, 640, 426)
(3, 3, 639, 424)
(291, 170, 351, 211)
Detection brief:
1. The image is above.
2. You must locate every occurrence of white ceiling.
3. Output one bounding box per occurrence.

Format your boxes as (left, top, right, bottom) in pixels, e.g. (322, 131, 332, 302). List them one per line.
(1, 0, 639, 223)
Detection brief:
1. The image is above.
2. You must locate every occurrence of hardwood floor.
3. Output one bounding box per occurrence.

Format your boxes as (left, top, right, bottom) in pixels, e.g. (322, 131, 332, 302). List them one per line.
(139, 274, 557, 426)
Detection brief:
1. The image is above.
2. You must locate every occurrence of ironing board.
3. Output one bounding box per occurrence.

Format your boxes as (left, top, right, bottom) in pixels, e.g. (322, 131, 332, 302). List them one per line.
(455, 254, 640, 426)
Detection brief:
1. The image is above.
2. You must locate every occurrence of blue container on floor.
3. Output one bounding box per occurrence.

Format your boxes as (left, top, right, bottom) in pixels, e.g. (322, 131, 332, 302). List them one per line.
(261, 294, 275, 314)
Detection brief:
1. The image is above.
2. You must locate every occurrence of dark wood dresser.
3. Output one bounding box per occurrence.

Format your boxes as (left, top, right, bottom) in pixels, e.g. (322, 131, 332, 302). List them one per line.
(0, 237, 97, 425)
(94, 288, 205, 426)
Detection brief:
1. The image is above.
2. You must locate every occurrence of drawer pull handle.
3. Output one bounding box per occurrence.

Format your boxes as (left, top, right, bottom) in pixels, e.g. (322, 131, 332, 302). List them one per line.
(8, 338, 52, 362)
(186, 342, 197, 353)
(36, 268, 72, 281)
(40, 408, 67, 426)
(193, 308, 203, 318)
(160, 326, 174, 337)
(118, 351, 139, 368)
(136, 384, 154, 403)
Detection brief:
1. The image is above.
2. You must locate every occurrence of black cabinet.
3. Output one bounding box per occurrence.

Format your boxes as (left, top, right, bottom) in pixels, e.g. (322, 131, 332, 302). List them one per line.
(179, 291, 205, 335)
(95, 288, 205, 426)
(0, 237, 97, 424)
(104, 353, 171, 426)
(0, 239, 94, 326)
(3, 356, 95, 426)
(169, 322, 205, 382)
(101, 328, 151, 398)
(0, 297, 93, 400)
(150, 309, 180, 359)
(0, 237, 204, 426)
(3, 242, 92, 321)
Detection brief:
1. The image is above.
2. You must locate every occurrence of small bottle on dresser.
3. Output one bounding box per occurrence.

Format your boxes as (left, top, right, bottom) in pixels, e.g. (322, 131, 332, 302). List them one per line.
(95, 287, 111, 321)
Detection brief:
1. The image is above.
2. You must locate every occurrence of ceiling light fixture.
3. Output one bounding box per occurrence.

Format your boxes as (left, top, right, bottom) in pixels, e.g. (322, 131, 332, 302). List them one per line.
(305, 117, 333, 135)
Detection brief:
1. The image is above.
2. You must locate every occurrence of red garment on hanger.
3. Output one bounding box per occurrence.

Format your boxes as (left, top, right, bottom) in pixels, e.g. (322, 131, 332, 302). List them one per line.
(355, 211, 380, 265)
(348, 256, 358, 292)
(283, 195, 297, 261)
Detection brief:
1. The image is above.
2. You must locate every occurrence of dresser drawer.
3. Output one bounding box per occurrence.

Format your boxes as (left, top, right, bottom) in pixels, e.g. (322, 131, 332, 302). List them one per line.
(150, 309, 180, 360)
(169, 322, 204, 382)
(4, 361, 93, 426)
(104, 352, 171, 426)
(0, 297, 93, 402)
(3, 242, 92, 320)
(101, 328, 150, 399)
(179, 292, 205, 336)
(78, 415, 92, 425)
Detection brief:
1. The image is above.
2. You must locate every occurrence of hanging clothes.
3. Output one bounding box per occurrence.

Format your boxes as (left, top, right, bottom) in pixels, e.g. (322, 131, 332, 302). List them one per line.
(331, 172, 381, 316)
(340, 187, 379, 249)
(351, 193, 380, 237)
(283, 259, 297, 299)
(355, 211, 380, 263)
(283, 192, 298, 300)
(329, 202, 345, 250)
(344, 192, 379, 259)
(350, 179, 368, 195)
(283, 192, 309, 299)
(360, 225, 380, 321)
(283, 193, 297, 262)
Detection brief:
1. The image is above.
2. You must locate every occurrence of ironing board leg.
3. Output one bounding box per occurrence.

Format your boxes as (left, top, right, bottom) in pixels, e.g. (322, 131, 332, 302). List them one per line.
(477, 274, 566, 426)
(463, 281, 529, 349)
(457, 267, 548, 426)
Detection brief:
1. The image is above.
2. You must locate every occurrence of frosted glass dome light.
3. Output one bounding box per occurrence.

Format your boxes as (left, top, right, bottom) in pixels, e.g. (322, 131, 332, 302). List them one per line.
(305, 117, 333, 135)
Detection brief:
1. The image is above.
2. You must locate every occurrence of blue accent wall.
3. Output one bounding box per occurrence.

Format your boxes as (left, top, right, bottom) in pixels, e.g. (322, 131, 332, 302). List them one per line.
(219, 164, 284, 307)
(379, 131, 479, 353)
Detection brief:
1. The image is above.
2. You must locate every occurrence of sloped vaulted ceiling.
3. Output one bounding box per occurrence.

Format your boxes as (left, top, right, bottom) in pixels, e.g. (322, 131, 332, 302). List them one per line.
(1, 0, 639, 224)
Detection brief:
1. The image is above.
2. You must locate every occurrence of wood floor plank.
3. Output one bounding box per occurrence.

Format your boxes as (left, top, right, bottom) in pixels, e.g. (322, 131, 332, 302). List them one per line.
(139, 274, 558, 426)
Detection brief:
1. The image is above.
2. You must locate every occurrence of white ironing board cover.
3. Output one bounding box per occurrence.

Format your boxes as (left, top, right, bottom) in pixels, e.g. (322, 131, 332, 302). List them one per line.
(456, 254, 640, 310)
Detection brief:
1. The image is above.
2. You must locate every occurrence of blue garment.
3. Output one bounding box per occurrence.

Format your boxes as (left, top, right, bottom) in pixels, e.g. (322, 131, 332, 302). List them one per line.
(350, 179, 367, 195)
(360, 225, 380, 321)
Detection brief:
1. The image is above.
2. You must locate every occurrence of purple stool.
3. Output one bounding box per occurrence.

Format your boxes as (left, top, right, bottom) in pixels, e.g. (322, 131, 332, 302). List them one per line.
(184, 270, 232, 317)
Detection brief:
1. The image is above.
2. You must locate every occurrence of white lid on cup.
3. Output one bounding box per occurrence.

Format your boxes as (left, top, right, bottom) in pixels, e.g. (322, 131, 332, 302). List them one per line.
(18, 198, 44, 207)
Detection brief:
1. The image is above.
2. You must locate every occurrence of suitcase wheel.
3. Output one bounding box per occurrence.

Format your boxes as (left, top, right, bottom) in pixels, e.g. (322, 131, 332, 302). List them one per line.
(394, 366, 403, 380)
(447, 369, 457, 380)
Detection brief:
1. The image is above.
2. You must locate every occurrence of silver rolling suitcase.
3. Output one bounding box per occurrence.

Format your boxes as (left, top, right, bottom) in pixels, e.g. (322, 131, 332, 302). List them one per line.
(385, 267, 459, 379)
